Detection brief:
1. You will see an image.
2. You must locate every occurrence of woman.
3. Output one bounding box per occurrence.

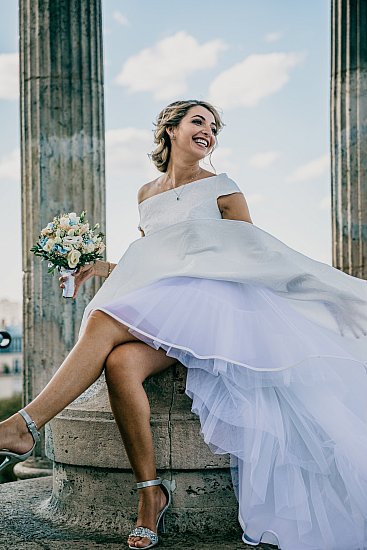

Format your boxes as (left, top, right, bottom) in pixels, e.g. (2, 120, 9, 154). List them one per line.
(1, 99, 367, 550)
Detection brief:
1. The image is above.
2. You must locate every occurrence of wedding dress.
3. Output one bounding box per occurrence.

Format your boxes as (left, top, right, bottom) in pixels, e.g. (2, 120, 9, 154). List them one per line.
(78, 173, 367, 550)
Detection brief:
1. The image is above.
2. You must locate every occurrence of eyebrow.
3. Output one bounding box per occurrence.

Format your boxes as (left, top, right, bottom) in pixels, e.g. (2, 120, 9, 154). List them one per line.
(191, 114, 217, 128)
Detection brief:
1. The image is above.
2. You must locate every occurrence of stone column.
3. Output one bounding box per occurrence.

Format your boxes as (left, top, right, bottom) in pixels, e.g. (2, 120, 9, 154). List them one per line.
(330, 0, 367, 278)
(18, 0, 105, 475)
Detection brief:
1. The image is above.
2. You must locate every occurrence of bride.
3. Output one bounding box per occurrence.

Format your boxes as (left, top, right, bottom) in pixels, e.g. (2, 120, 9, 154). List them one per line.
(1, 99, 367, 550)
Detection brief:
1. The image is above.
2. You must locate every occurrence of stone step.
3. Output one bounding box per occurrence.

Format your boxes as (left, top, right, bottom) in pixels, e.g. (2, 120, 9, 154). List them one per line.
(0, 477, 276, 549)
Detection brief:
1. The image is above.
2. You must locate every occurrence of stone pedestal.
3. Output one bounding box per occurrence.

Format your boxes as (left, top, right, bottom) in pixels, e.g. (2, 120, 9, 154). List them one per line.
(42, 365, 239, 535)
(330, 0, 367, 277)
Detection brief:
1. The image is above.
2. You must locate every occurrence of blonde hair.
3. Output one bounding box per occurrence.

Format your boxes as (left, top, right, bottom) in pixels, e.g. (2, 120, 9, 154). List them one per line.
(148, 100, 225, 173)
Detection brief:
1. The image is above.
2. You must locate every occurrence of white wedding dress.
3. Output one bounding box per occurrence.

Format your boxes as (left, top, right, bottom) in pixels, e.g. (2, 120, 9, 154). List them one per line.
(79, 173, 367, 550)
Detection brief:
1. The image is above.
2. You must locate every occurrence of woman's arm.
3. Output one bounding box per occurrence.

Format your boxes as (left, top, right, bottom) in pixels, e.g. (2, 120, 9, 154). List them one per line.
(217, 192, 253, 224)
(94, 260, 117, 278)
(59, 259, 116, 297)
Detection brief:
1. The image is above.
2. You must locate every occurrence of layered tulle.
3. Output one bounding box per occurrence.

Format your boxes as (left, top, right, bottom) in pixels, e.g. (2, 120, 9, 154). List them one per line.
(90, 275, 367, 550)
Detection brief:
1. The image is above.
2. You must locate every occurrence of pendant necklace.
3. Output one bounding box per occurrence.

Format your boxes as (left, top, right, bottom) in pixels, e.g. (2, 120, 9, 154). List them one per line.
(168, 167, 203, 201)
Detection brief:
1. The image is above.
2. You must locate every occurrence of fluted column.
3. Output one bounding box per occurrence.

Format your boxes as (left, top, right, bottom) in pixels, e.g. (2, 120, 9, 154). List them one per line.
(19, 0, 105, 468)
(330, 0, 367, 277)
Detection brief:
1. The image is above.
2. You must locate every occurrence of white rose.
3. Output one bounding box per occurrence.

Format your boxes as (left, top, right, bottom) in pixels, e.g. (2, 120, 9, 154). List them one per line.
(43, 239, 54, 252)
(85, 243, 95, 253)
(69, 212, 80, 223)
(67, 249, 81, 269)
(59, 216, 69, 228)
(63, 235, 82, 245)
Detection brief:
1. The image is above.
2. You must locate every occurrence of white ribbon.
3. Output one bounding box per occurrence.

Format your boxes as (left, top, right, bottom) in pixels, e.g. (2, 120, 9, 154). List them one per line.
(59, 267, 77, 298)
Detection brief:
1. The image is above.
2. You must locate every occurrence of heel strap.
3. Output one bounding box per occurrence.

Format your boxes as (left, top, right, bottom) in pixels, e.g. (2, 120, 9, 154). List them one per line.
(18, 409, 41, 444)
(136, 477, 162, 489)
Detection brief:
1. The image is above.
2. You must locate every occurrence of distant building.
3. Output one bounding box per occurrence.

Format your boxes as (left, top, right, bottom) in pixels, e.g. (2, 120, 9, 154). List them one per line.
(0, 323, 22, 399)
(0, 298, 22, 327)
(0, 324, 22, 373)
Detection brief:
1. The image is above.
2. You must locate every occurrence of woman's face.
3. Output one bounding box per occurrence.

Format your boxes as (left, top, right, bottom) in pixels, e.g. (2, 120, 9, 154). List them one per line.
(168, 105, 217, 160)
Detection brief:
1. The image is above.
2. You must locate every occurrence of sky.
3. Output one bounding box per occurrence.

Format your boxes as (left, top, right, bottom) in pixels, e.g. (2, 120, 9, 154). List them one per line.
(0, 0, 331, 303)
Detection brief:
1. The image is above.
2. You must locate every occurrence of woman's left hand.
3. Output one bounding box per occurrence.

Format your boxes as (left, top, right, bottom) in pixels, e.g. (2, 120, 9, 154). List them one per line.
(59, 264, 95, 298)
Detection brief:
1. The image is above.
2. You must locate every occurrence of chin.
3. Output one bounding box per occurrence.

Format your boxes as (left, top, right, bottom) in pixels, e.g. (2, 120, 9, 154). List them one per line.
(189, 147, 208, 160)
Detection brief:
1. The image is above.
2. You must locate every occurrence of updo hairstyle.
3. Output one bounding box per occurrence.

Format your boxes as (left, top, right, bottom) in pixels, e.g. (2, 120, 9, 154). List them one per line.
(148, 100, 225, 173)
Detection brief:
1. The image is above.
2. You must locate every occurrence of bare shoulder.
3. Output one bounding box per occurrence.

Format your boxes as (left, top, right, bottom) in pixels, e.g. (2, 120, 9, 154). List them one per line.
(137, 178, 159, 205)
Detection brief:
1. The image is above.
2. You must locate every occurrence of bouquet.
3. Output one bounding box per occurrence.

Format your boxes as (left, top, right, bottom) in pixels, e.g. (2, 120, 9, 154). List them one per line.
(30, 211, 105, 298)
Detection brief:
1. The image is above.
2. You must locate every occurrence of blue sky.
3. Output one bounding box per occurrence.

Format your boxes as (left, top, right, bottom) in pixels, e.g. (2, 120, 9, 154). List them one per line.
(0, 0, 331, 302)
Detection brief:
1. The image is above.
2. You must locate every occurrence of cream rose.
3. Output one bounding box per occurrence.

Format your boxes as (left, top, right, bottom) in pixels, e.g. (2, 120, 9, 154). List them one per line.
(67, 249, 81, 269)
(43, 239, 54, 252)
(84, 242, 95, 254)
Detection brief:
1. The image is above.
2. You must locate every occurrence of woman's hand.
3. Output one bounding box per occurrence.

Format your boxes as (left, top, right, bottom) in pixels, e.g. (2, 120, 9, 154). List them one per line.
(59, 263, 95, 298)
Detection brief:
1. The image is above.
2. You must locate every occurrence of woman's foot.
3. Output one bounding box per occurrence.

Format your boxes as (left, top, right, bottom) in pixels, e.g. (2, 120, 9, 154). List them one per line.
(0, 413, 35, 455)
(128, 484, 168, 548)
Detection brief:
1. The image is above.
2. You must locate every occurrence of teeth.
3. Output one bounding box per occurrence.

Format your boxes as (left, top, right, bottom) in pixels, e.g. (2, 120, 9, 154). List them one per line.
(194, 139, 208, 147)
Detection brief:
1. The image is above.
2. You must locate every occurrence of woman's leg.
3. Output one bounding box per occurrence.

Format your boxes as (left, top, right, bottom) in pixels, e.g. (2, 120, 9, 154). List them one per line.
(104, 342, 177, 549)
(0, 311, 142, 455)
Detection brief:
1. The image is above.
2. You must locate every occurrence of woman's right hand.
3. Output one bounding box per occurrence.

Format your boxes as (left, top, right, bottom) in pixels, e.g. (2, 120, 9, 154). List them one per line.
(59, 263, 95, 298)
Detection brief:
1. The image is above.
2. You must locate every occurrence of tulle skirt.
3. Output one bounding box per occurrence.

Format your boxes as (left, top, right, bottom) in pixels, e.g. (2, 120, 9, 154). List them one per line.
(92, 275, 367, 550)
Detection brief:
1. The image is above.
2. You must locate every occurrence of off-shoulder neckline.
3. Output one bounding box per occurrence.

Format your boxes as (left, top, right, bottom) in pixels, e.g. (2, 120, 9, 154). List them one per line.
(138, 172, 226, 207)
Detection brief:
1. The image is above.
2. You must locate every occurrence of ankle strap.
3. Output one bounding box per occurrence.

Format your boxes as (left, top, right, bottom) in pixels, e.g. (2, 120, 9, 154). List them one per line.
(136, 477, 162, 489)
(18, 409, 41, 444)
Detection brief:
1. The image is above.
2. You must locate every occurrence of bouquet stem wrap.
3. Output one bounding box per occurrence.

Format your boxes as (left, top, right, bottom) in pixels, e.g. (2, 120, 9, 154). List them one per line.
(59, 267, 77, 298)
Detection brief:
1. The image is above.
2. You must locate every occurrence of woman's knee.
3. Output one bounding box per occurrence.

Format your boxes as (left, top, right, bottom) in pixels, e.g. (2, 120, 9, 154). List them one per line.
(104, 344, 141, 381)
(85, 310, 131, 346)
(105, 345, 128, 370)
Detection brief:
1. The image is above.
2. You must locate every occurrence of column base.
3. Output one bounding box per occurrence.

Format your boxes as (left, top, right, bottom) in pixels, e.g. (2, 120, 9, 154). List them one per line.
(37, 462, 241, 536)
(13, 456, 53, 480)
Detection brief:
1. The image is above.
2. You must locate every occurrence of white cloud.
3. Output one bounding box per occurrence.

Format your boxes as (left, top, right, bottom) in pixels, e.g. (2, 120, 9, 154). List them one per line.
(247, 193, 266, 205)
(113, 11, 130, 27)
(115, 31, 228, 100)
(105, 127, 156, 181)
(248, 151, 281, 169)
(264, 31, 283, 43)
(286, 154, 329, 183)
(208, 51, 305, 109)
(0, 53, 19, 100)
(0, 148, 20, 180)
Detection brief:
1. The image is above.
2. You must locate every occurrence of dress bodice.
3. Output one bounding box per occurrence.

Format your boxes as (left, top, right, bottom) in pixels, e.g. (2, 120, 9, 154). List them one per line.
(138, 172, 242, 236)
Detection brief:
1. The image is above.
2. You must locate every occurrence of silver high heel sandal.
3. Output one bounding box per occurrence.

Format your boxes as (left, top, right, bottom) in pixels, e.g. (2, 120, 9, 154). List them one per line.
(127, 477, 172, 549)
(0, 408, 41, 472)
